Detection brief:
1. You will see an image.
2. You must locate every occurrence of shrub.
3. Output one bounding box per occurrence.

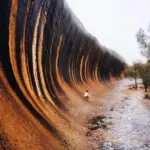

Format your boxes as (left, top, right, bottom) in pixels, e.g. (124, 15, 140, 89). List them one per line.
(144, 93, 150, 99)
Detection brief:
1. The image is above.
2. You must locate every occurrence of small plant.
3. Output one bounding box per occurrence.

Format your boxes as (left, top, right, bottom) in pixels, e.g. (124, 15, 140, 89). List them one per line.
(144, 93, 150, 99)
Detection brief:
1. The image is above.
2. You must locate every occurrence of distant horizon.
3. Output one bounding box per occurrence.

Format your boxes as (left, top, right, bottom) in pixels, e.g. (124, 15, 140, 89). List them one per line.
(66, 0, 150, 64)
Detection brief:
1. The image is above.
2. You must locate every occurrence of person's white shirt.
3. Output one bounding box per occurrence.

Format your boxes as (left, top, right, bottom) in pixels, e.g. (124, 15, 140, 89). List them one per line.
(84, 92, 89, 97)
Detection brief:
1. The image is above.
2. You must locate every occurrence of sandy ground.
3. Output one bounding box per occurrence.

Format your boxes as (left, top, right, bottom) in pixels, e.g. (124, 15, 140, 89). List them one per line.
(0, 73, 114, 150)
(1, 78, 150, 150)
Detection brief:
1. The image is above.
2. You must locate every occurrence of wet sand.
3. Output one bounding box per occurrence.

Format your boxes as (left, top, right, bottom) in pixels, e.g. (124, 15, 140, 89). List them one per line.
(88, 79, 150, 150)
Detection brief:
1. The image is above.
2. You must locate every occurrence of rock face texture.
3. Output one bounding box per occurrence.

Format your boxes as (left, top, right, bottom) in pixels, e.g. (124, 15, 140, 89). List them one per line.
(0, 0, 125, 149)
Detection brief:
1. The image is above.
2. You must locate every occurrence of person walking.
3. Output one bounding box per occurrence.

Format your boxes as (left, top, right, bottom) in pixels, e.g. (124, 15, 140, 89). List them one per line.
(84, 90, 90, 101)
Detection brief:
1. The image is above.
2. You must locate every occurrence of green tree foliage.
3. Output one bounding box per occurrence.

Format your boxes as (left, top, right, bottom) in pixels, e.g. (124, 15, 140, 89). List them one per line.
(125, 62, 150, 92)
(125, 63, 140, 89)
(133, 23, 150, 92)
(138, 62, 150, 92)
(136, 23, 150, 59)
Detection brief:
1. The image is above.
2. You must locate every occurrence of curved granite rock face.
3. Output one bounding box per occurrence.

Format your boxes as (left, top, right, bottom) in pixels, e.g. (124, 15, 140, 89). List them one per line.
(0, 0, 125, 149)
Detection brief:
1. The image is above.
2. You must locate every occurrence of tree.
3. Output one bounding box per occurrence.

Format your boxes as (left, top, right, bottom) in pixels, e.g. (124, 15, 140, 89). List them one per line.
(138, 62, 150, 92)
(125, 62, 150, 92)
(125, 63, 139, 90)
(136, 23, 150, 59)
(135, 23, 150, 92)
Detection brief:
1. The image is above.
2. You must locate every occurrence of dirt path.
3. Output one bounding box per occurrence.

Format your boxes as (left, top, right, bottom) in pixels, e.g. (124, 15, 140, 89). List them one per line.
(87, 79, 150, 150)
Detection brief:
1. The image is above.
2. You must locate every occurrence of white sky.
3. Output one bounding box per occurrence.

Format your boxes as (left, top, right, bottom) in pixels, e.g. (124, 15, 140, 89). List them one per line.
(66, 0, 150, 64)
